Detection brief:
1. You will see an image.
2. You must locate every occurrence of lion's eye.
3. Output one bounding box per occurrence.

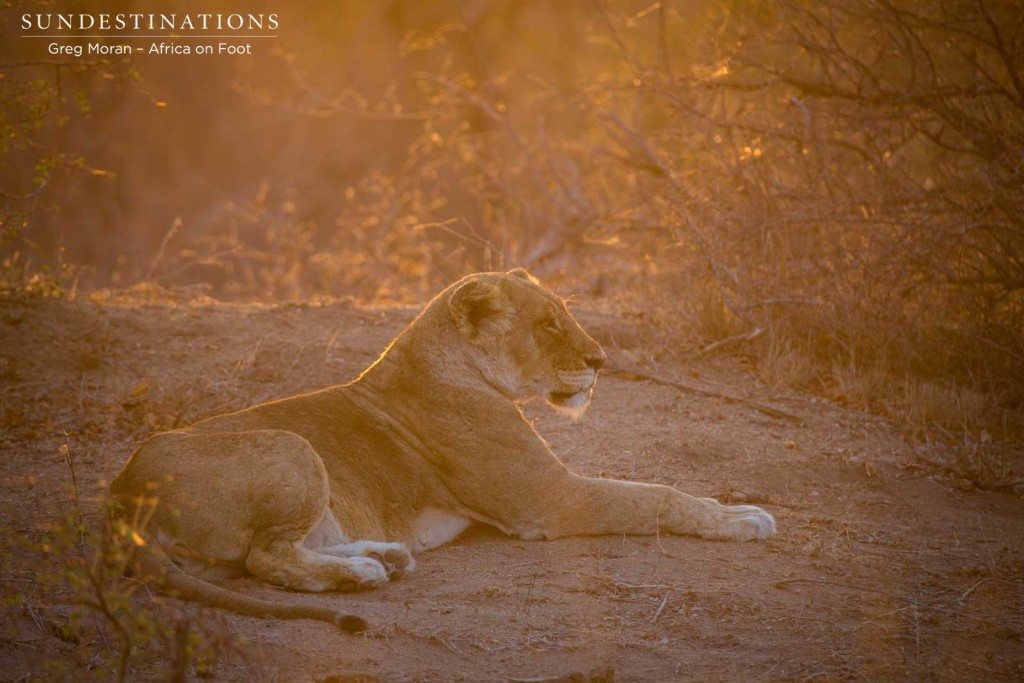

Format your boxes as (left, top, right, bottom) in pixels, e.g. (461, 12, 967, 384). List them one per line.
(539, 316, 560, 333)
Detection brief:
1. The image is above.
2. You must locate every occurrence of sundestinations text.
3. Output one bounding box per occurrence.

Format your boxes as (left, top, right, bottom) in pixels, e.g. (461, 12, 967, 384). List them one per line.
(22, 13, 278, 32)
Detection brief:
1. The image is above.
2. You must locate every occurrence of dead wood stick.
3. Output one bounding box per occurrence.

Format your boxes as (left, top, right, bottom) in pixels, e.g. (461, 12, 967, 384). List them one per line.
(698, 326, 763, 356)
(606, 363, 803, 424)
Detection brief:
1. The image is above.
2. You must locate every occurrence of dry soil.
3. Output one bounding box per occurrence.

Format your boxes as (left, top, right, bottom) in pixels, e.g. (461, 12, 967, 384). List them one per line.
(1, 288, 1022, 681)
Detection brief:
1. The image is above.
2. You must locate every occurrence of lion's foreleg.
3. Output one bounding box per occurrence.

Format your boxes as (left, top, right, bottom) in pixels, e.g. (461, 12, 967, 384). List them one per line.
(545, 475, 775, 542)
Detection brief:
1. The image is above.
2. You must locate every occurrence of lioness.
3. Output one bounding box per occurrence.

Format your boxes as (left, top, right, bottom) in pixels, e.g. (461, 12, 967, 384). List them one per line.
(111, 269, 774, 632)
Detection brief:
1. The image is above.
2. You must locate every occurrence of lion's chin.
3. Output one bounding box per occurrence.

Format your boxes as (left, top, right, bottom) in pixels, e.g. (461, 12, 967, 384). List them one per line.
(547, 389, 592, 420)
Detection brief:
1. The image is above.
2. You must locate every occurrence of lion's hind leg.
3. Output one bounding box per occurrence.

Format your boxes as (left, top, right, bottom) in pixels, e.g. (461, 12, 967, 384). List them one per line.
(226, 431, 390, 592)
(120, 429, 392, 594)
(319, 541, 415, 579)
(246, 539, 388, 592)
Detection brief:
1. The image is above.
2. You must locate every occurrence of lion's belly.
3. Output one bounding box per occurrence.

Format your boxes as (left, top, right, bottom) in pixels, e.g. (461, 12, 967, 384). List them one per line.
(408, 507, 472, 552)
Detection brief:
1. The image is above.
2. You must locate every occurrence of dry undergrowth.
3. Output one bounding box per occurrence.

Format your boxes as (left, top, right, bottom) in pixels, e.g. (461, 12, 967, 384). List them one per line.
(1, 437, 241, 681)
(598, 280, 1022, 496)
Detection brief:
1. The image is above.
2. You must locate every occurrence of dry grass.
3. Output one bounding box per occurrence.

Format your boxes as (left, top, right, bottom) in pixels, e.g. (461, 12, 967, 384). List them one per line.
(754, 329, 818, 391)
(899, 381, 994, 436)
(827, 360, 890, 414)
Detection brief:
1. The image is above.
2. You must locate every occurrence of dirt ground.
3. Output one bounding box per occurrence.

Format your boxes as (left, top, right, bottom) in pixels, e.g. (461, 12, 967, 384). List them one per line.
(2, 288, 1023, 681)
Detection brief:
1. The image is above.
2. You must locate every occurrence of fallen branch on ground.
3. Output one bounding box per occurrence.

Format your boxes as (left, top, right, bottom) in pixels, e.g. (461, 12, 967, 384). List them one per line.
(606, 363, 803, 424)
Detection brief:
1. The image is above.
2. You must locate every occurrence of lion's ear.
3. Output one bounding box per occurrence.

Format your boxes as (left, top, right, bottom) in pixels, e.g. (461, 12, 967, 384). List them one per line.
(448, 278, 514, 340)
(506, 267, 540, 285)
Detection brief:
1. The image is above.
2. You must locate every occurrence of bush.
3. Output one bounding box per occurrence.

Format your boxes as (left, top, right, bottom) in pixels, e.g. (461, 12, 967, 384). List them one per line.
(3, 0, 1020, 432)
(1, 441, 237, 680)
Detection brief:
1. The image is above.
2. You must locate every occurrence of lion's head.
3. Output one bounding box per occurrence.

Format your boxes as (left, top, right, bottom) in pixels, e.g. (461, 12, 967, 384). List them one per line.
(447, 269, 606, 418)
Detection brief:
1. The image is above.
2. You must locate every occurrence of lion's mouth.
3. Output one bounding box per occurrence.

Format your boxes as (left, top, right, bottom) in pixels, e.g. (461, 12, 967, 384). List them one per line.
(548, 391, 580, 406)
(546, 387, 594, 419)
(548, 385, 593, 406)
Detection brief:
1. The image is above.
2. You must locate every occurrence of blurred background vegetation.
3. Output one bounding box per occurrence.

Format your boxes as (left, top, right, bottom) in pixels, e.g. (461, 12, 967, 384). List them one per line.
(2, 0, 1022, 434)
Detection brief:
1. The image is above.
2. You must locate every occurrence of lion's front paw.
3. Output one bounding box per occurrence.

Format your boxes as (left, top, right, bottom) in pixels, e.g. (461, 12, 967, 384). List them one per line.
(725, 506, 776, 541)
(698, 500, 776, 542)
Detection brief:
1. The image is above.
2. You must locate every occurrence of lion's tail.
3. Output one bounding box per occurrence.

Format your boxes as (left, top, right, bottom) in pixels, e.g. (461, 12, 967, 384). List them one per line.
(131, 543, 367, 634)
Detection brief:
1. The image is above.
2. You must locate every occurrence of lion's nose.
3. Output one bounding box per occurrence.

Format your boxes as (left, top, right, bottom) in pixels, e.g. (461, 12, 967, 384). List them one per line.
(585, 352, 606, 371)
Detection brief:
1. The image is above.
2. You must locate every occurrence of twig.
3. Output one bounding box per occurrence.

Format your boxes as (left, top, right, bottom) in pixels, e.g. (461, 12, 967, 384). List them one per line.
(146, 217, 181, 282)
(575, 572, 671, 591)
(654, 499, 678, 558)
(607, 363, 803, 423)
(92, 609, 112, 661)
(0, 177, 50, 201)
(958, 578, 984, 605)
(416, 217, 501, 258)
(60, 432, 84, 545)
(168, 615, 191, 683)
(78, 581, 133, 683)
(429, 632, 463, 656)
(652, 590, 671, 622)
(697, 327, 763, 357)
(24, 598, 45, 635)
(657, 1, 675, 82)
(774, 577, 905, 600)
(412, 71, 504, 124)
